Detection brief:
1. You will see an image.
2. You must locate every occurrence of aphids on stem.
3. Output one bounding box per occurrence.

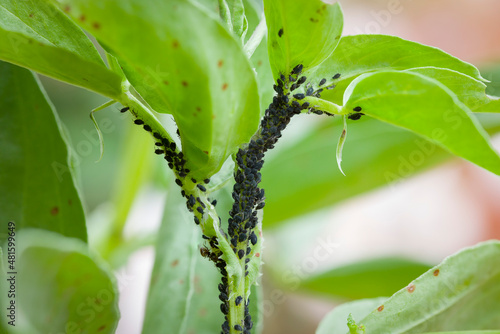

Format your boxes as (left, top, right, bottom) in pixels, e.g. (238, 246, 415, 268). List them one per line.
(197, 184, 207, 192)
(143, 125, 152, 132)
(333, 73, 341, 79)
(353, 106, 362, 112)
(278, 28, 284, 37)
(319, 78, 327, 86)
(120, 107, 129, 113)
(293, 93, 305, 100)
(235, 296, 243, 306)
(306, 87, 314, 96)
(292, 64, 303, 75)
(196, 206, 204, 214)
(250, 232, 257, 245)
(348, 113, 364, 121)
(175, 179, 183, 187)
(238, 249, 245, 259)
(134, 119, 144, 125)
(155, 149, 164, 155)
(204, 178, 210, 184)
(194, 216, 200, 225)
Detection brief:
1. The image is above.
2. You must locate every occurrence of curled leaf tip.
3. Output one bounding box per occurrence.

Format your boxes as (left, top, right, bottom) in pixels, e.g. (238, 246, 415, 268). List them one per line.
(336, 116, 348, 176)
(89, 100, 116, 162)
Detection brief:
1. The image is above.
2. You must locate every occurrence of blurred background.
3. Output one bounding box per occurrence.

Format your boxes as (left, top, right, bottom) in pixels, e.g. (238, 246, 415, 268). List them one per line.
(40, 0, 500, 333)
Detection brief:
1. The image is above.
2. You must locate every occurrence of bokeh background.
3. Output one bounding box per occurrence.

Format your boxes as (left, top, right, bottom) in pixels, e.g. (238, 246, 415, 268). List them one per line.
(39, 0, 500, 333)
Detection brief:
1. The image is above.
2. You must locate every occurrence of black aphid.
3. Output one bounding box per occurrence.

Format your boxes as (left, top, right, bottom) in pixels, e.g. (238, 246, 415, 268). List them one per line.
(293, 93, 305, 100)
(319, 78, 327, 86)
(153, 132, 162, 139)
(197, 184, 207, 192)
(353, 106, 362, 112)
(348, 113, 364, 121)
(188, 195, 196, 207)
(235, 296, 243, 306)
(155, 149, 164, 155)
(250, 232, 257, 245)
(120, 107, 129, 113)
(238, 249, 245, 259)
(333, 73, 341, 79)
(306, 87, 314, 96)
(234, 325, 243, 331)
(211, 199, 217, 206)
(191, 178, 197, 183)
(155, 142, 163, 147)
(278, 28, 284, 37)
(256, 202, 265, 210)
(297, 76, 307, 85)
(203, 235, 210, 240)
(293, 64, 303, 74)
(196, 206, 204, 214)
(170, 142, 176, 150)
(175, 179, 183, 187)
(204, 178, 210, 184)
(220, 303, 229, 314)
(246, 247, 251, 255)
(143, 125, 152, 132)
(134, 119, 144, 125)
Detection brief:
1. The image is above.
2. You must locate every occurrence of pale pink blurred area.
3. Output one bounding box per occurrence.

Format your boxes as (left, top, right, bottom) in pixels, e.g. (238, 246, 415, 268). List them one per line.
(335, 0, 500, 64)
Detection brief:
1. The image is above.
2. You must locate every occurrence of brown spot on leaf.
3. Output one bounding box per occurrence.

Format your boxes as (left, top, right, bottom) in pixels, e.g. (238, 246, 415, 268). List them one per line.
(97, 325, 106, 332)
(407, 284, 416, 293)
(171, 259, 179, 267)
(196, 107, 201, 112)
(377, 305, 384, 312)
(433, 269, 440, 276)
(172, 40, 179, 48)
(257, 60, 262, 66)
(163, 80, 169, 85)
(182, 81, 188, 87)
(203, 151, 209, 154)
(218, 60, 224, 68)
(92, 22, 101, 29)
(63, 5, 71, 12)
(199, 308, 207, 317)
(310, 18, 319, 23)
(68, 199, 72, 205)
(50, 207, 59, 216)
(222, 83, 228, 91)
(29, 13, 34, 18)
(212, 115, 216, 120)
(79, 15, 86, 22)
(255, 253, 260, 257)
(179, 280, 184, 284)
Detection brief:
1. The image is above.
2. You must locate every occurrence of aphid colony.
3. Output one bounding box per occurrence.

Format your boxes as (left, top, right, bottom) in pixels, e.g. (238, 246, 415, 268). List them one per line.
(120, 64, 360, 333)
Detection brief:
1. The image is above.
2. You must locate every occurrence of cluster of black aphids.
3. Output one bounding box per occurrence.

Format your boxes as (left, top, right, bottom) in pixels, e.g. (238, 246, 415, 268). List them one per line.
(348, 106, 364, 120)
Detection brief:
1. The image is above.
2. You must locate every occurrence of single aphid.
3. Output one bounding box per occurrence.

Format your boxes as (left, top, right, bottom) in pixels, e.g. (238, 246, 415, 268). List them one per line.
(306, 87, 314, 96)
(197, 184, 207, 192)
(333, 73, 341, 79)
(196, 206, 204, 214)
(278, 28, 284, 37)
(235, 296, 243, 306)
(200, 246, 210, 258)
(134, 119, 144, 125)
(293, 93, 305, 100)
(348, 113, 364, 121)
(204, 178, 210, 184)
(238, 249, 245, 259)
(155, 149, 164, 155)
(120, 107, 129, 113)
(319, 78, 327, 86)
(175, 179, 183, 187)
(353, 106, 362, 112)
(143, 125, 152, 132)
(250, 232, 257, 245)
(292, 64, 303, 75)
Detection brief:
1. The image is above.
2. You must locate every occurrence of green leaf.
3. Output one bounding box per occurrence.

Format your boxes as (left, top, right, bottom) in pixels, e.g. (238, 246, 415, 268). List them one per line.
(58, 0, 261, 179)
(0, 61, 87, 244)
(0, 1, 122, 99)
(355, 241, 500, 333)
(342, 71, 500, 175)
(405, 67, 500, 113)
(317, 298, 386, 334)
(311, 35, 485, 105)
(2, 229, 119, 334)
(301, 257, 432, 300)
(219, 0, 248, 41)
(142, 186, 223, 334)
(263, 0, 343, 79)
